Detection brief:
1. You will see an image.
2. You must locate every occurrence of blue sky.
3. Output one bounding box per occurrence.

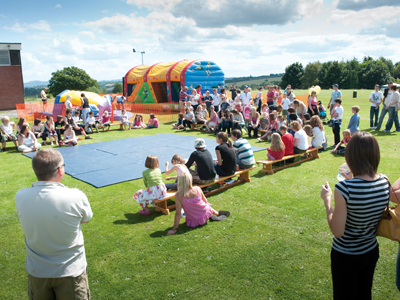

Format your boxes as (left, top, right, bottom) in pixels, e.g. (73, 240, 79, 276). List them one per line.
(2, 0, 400, 83)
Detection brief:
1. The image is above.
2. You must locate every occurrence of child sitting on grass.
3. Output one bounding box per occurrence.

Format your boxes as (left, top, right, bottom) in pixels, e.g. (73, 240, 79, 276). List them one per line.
(132, 114, 144, 129)
(331, 129, 351, 155)
(120, 109, 132, 130)
(165, 154, 189, 190)
(133, 155, 167, 215)
(258, 113, 278, 142)
(101, 111, 111, 131)
(61, 124, 78, 147)
(267, 133, 285, 160)
(259, 112, 270, 131)
(166, 172, 230, 235)
(172, 113, 184, 129)
(86, 111, 99, 133)
(54, 115, 66, 144)
(146, 113, 159, 128)
(347, 105, 360, 135)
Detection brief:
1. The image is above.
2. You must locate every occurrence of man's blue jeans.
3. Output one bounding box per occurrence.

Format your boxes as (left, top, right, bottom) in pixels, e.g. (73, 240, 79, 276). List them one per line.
(385, 107, 400, 131)
(376, 107, 389, 130)
(370, 106, 379, 127)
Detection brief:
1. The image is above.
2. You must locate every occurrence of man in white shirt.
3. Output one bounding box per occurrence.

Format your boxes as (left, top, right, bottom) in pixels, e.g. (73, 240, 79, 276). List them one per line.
(369, 84, 382, 129)
(376, 82, 393, 130)
(15, 149, 92, 299)
(212, 88, 221, 112)
(240, 86, 252, 106)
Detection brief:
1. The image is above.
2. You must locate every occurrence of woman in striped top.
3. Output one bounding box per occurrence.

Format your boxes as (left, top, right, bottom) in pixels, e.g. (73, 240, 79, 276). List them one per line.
(320, 132, 389, 299)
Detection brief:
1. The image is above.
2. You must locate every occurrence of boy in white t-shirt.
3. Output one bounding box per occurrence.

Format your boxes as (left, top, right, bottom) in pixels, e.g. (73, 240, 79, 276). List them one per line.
(86, 111, 99, 133)
(212, 88, 221, 113)
(281, 93, 290, 117)
(331, 99, 344, 146)
(369, 84, 382, 129)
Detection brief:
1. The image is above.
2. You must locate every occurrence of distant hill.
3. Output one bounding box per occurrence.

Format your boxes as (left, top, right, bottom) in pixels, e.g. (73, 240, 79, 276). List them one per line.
(24, 81, 48, 88)
(225, 74, 283, 88)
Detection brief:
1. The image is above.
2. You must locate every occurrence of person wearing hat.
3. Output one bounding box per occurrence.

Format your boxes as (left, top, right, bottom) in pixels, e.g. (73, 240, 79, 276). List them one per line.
(185, 138, 216, 186)
(327, 84, 342, 114)
(240, 86, 252, 107)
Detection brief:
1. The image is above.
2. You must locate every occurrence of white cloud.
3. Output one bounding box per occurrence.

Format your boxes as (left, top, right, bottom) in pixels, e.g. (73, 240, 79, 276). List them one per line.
(30, 20, 51, 32)
(298, 0, 324, 17)
(4, 20, 51, 33)
(55, 4, 61, 8)
(79, 31, 96, 39)
(126, 0, 181, 11)
(102, 10, 109, 13)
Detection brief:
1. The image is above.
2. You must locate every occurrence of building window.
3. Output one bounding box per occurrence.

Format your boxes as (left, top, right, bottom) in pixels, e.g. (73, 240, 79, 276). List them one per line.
(0, 50, 10, 65)
(10, 50, 21, 66)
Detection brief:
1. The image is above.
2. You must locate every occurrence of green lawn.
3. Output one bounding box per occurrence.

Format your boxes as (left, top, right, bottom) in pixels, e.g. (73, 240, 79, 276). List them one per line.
(1, 89, 400, 299)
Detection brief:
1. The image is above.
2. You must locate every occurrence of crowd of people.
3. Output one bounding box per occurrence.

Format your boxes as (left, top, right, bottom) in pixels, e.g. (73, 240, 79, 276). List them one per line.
(8, 81, 400, 299)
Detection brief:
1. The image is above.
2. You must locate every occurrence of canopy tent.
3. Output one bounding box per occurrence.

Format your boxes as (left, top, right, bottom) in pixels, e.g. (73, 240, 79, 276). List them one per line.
(123, 60, 224, 104)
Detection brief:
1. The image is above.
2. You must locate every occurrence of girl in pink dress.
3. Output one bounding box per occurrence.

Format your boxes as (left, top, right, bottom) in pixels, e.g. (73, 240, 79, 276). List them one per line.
(167, 172, 230, 235)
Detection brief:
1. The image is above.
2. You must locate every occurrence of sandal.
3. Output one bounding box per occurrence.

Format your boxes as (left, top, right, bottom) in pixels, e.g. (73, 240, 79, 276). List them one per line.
(139, 209, 151, 215)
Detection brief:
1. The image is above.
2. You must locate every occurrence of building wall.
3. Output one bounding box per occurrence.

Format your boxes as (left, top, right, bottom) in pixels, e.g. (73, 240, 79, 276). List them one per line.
(0, 66, 24, 110)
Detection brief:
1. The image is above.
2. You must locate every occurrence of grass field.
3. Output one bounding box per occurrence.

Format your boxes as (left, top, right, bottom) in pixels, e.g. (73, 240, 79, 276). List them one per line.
(1, 89, 400, 299)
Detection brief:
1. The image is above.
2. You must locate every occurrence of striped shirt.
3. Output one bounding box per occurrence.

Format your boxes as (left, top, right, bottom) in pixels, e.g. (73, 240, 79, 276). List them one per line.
(333, 176, 389, 255)
(233, 138, 255, 166)
(180, 90, 189, 102)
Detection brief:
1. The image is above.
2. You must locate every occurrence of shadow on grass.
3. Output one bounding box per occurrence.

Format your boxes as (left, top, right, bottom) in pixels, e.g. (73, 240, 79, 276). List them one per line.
(252, 161, 306, 177)
(150, 222, 206, 238)
(113, 211, 164, 225)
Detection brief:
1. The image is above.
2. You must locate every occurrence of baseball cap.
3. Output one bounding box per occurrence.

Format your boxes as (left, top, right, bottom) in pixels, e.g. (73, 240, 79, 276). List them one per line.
(332, 84, 339, 87)
(244, 85, 248, 88)
(194, 138, 206, 149)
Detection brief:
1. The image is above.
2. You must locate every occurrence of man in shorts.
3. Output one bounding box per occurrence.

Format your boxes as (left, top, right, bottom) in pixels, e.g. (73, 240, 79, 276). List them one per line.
(15, 149, 93, 299)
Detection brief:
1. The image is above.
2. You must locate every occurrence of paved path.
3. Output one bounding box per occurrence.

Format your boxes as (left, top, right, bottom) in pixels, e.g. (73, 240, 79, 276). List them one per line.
(0, 110, 18, 118)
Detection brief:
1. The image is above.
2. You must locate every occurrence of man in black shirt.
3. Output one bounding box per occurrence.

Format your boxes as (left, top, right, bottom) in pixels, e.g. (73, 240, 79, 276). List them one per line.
(230, 85, 237, 101)
(186, 138, 216, 185)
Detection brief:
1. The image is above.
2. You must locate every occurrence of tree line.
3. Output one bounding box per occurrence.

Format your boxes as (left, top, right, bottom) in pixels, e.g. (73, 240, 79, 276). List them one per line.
(280, 56, 400, 89)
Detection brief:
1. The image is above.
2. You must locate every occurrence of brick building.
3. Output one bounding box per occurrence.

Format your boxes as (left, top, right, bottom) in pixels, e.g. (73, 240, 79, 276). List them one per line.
(0, 43, 24, 110)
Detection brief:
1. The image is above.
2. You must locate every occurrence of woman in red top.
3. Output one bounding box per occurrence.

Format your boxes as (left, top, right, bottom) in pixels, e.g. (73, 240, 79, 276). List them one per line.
(267, 133, 285, 160)
(266, 86, 275, 109)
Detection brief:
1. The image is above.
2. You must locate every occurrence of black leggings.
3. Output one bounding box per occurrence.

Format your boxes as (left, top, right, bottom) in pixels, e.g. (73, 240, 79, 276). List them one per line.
(332, 123, 341, 145)
(183, 120, 193, 129)
(247, 125, 259, 138)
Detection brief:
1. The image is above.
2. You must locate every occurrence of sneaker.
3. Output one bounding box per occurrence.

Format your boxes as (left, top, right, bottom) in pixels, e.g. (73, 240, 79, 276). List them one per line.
(370, 127, 374, 130)
(393, 130, 400, 132)
(218, 210, 230, 217)
(257, 138, 263, 142)
(210, 215, 227, 221)
(85, 136, 93, 139)
(382, 129, 389, 132)
(139, 209, 151, 215)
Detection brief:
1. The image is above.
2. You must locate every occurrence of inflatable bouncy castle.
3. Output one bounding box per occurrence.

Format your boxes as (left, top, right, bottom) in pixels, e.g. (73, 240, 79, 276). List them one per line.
(123, 60, 224, 104)
(52, 90, 113, 119)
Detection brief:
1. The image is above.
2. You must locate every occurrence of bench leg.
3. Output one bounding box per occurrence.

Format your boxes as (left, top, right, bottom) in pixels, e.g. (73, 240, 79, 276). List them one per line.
(242, 170, 251, 182)
(155, 200, 170, 215)
(261, 164, 274, 175)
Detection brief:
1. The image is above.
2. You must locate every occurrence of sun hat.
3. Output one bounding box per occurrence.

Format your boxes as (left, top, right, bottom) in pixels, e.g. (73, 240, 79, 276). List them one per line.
(194, 138, 206, 149)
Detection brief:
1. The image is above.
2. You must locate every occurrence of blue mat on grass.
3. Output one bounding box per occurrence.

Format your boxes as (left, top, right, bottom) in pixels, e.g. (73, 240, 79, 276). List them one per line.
(23, 134, 266, 188)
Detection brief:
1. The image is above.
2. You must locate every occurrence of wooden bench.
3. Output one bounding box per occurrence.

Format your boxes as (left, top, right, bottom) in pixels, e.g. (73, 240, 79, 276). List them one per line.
(256, 147, 323, 175)
(2, 139, 18, 150)
(154, 166, 256, 215)
(191, 123, 207, 131)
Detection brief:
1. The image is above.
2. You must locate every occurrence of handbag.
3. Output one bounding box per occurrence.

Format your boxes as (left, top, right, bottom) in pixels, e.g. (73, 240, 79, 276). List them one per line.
(377, 178, 400, 241)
